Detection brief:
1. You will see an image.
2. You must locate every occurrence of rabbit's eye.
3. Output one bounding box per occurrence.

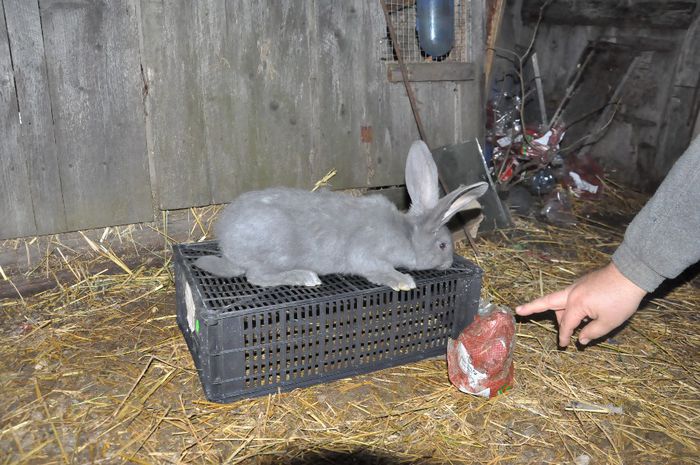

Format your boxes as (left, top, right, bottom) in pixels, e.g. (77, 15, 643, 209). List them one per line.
(439, 242, 447, 250)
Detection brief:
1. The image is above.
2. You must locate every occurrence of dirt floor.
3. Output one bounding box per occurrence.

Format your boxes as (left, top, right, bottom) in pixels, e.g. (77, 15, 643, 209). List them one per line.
(1, 183, 698, 464)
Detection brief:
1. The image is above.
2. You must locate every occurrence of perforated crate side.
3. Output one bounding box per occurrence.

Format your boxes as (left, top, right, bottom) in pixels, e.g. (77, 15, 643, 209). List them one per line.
(173, 241, 482, 403)
(175, 255, 244, 401)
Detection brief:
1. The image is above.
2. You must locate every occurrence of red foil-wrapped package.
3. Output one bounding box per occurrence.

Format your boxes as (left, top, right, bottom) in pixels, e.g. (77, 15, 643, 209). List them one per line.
(447, 303, 515, 398)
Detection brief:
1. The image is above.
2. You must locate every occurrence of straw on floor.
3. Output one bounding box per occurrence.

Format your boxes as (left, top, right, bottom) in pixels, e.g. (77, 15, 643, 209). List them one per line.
(1, 181, 698, 464)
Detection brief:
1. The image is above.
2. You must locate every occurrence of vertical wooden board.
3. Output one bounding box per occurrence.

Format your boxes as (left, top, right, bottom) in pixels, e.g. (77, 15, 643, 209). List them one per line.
(0, 1, 36, 239)
(195, 1, 314, 203)
(313, 1, 414, 189)
(191, 0, 233, 204)
(414, 82, 469, 144)
(458, 80, 484, 140)
(398, 79, 480, 167)
(139, 0, 210, 209)
(40, 0, 152, 230)
(532, 25, 593, 111)
(468, 0, 485, 141)
(623, 50, 677, 184)
(249, 2, 315, 192)
(656, 14, 700, 182)
(382, 78, 425, 181)
(4, 0, 66, 235)
(214, 1, 315, 197)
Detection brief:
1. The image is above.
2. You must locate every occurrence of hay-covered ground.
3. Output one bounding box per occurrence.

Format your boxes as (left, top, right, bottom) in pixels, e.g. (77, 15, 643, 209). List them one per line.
(1, 183, 698, 465)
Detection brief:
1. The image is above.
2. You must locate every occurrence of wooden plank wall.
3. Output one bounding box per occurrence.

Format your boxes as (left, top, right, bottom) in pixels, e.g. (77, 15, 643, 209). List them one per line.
(0, 0, 153, 239)
(139, 0, 320, 209)
(39, 0, 153, 230)
(512, 0, 700, 190)
(519, 6, 697, 190)
(0, 0, 484, 238)
(141, 0, 484, 210)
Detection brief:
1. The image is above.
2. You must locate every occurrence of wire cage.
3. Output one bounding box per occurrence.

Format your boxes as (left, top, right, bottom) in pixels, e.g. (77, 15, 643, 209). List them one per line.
(381, 0, 471, 63)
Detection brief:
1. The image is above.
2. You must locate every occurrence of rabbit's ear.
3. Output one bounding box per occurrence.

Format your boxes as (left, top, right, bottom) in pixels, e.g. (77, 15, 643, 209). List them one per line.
(429, 182, 489, 228)
(406, 140, 440, 214)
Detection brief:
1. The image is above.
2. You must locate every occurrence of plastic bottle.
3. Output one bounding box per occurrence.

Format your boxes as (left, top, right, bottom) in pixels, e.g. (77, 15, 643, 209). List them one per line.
(416, 0, 455, 58)
(528, 167, 557, 195)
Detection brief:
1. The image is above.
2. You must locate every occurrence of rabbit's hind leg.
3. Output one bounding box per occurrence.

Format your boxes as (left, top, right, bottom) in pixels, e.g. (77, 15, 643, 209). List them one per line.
(245, 268, 322, 287)
(194, 256, 245, 278)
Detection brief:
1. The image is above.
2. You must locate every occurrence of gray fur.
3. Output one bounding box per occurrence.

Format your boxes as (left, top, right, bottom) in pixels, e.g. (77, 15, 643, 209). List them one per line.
(194, 140, 488, 290)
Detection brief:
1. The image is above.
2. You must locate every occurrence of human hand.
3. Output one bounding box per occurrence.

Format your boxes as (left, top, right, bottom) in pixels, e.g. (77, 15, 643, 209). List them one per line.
(515, 262, 647, 347)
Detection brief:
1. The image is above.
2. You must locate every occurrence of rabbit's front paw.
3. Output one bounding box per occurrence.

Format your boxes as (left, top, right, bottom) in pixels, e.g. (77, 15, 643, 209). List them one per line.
(365, 271, 416, 292)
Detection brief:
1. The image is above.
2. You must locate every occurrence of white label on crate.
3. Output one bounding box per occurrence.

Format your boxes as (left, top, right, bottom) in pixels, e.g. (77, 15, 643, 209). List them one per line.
(185, 281, 195, 332)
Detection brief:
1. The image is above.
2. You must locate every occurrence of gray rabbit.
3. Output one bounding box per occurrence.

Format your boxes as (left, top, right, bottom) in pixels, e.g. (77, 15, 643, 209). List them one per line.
(194, 140, 488, 291)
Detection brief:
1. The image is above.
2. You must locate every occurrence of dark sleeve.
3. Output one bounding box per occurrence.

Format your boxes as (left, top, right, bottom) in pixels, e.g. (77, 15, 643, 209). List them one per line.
(612, 135, 700, 292)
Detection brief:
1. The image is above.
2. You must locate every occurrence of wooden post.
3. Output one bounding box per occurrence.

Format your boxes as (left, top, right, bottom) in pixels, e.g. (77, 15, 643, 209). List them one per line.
(484, 0, 507, 95)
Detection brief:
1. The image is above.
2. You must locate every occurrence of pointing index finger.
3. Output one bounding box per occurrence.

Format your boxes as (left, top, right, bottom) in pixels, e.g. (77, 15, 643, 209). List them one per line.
(516, 289, 569, 316)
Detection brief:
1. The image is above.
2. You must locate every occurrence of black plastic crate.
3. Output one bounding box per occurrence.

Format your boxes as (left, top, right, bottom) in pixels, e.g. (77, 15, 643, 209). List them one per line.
(173, 241, 482, 403)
